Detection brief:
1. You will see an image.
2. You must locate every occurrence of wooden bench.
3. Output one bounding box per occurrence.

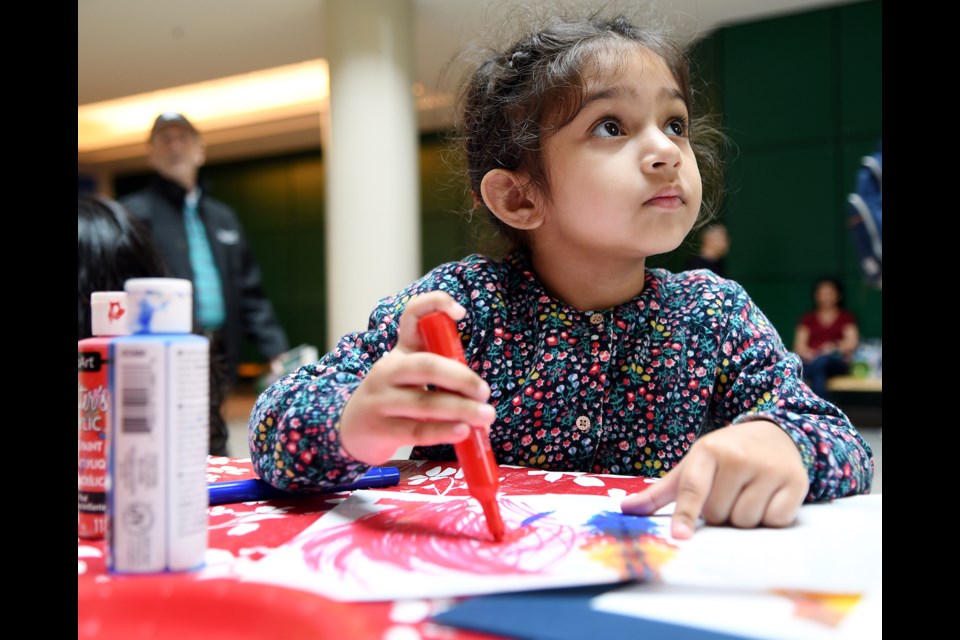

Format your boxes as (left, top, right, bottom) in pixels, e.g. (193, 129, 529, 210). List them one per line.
(827, 376, 882, 393)
(237, 362, 267, 380)
(826, 376, 881, 429)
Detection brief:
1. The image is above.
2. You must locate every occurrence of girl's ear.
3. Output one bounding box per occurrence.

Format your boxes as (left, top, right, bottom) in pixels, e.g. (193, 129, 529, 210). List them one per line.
(480, 169, 543, 230)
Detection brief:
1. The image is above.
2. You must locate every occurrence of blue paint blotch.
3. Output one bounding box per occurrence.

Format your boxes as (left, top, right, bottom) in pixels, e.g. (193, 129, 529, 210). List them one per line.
(520, 511, 554, 527)
(133, 294, 170, 334)
(585, 510, 660, 536)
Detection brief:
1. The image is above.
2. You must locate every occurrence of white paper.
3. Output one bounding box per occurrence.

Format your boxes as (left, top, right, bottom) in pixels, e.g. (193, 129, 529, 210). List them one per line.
(243, 490, 673, 601)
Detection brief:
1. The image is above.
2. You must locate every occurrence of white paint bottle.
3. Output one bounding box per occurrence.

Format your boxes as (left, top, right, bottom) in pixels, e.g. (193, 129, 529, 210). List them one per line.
(107, 278, 209, 573)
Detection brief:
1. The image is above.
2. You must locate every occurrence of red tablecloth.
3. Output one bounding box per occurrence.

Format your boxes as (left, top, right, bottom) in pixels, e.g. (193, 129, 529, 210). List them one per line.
(79, 458, 654, 639)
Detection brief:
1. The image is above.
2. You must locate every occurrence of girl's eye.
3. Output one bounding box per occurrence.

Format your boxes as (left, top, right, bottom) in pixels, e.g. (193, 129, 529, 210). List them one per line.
(591, 119, 623, 138)
(664, 117, 688, 137)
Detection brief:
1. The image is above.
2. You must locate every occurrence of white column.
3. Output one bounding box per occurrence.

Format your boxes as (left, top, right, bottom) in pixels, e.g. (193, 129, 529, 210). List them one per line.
(324, 0, 420, 348)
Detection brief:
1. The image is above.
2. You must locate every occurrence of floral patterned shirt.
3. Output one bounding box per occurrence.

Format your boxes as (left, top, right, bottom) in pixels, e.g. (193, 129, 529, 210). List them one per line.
(250, 253, 873, 501)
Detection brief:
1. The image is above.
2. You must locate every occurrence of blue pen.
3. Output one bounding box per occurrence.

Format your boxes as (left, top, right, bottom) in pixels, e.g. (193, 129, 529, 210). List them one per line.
(208, 466, 401, 506)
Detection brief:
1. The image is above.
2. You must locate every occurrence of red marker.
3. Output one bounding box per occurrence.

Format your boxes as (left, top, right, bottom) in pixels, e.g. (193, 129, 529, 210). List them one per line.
(418, 311, 505, 542)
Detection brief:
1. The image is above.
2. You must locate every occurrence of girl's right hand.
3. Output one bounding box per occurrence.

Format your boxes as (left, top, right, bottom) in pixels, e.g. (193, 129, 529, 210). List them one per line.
(338, 291, 496, 464)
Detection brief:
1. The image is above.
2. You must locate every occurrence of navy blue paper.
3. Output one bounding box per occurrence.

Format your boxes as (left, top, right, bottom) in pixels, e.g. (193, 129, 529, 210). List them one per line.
(431, 584, 748, 640)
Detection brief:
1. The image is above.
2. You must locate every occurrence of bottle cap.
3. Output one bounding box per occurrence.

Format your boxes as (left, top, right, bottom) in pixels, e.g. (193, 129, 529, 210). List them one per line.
(90, 291, 130, 336)
(124, 278, 194, 334)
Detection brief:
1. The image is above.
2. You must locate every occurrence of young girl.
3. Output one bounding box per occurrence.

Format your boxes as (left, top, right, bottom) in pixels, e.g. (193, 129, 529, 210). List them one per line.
(250, 12, 873, 539)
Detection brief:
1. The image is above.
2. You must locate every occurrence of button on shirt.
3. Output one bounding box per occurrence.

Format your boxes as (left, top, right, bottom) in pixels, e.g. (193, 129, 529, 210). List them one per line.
(250, 253, 874, 501)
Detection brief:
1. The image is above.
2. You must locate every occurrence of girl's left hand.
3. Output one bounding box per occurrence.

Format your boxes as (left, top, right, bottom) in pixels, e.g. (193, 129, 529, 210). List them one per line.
(620, 420, 809, 539)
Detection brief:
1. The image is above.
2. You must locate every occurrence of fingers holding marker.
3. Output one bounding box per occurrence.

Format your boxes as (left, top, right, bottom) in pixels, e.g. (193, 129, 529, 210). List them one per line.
(396, 291, 467, 353)
(390, 380, 496, 428)
(391, 351, 491, 403)
(340, 291, 496, 465)
(376, 416, 472, 447)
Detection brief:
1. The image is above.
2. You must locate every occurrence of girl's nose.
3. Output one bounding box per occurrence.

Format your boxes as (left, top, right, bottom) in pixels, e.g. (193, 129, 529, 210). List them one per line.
(641, 129, 682, 175)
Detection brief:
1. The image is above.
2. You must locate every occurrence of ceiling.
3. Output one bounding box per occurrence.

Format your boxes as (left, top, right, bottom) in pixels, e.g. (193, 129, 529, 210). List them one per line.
(78, 0, 851, 174)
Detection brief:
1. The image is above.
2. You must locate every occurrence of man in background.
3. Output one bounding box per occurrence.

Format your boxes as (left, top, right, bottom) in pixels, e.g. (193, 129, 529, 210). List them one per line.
(121, 112, 289, 453)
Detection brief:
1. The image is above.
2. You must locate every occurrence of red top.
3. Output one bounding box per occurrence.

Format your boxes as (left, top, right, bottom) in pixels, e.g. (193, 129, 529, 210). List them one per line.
(798, 309, 857, 352)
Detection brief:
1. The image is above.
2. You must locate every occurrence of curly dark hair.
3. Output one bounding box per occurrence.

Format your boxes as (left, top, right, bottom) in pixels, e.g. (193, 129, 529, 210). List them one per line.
(449, 6, 726, 256)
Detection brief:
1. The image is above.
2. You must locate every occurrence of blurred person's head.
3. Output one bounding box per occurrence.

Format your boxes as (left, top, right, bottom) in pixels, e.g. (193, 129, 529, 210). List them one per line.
(812, 277, 845, 311)
(146, 112, 205, 191)
(78, 194, 169, 339)
(700, 223, 729, 258)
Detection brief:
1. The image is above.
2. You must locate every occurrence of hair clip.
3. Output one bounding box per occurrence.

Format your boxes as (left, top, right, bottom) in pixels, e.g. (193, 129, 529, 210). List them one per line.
(471, 190, 483, 210)
(508, 50, 528, 69)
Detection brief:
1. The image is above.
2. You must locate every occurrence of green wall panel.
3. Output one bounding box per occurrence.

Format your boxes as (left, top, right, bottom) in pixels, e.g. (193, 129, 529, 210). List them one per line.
(722, 11, 836, 147)
(726, 144, 840, 280)
(844, 282, 882, 338)
(719, 0, 881, 341)
(203, 152, 327, 362)
(839, 1, 883, 136)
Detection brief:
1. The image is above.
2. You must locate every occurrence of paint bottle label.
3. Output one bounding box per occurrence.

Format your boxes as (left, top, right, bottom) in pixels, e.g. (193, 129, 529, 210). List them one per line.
(106, 278, 209, 573)
(78, 338, 111, 539)
(78, 291, 129, 540)
(108, 334, 209, 572)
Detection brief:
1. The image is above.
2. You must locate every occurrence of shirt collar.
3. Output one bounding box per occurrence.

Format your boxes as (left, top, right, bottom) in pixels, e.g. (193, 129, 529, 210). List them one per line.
(505, 252, 661, 324)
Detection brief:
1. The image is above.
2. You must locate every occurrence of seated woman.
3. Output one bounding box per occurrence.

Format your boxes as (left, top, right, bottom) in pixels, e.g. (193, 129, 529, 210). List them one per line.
(793, 277, 860, 398)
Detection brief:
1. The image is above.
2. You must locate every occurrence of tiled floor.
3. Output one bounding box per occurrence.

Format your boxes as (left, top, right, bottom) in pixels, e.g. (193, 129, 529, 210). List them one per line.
(225, 392, 882, 494)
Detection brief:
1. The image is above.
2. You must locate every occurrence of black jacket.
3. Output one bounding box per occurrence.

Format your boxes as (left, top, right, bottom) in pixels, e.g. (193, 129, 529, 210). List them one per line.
(120, 175, 289, 385)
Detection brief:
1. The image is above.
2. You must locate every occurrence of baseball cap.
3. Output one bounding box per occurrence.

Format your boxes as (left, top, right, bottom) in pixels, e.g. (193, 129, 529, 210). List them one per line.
(150, 112, 198, 139)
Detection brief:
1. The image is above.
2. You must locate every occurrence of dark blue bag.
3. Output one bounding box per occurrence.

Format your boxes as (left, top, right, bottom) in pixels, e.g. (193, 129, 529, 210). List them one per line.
(846, 140, 882, 287)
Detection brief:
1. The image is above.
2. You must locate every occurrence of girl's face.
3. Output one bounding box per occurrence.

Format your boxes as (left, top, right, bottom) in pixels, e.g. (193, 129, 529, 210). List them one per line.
(533, 46, 702, 266)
